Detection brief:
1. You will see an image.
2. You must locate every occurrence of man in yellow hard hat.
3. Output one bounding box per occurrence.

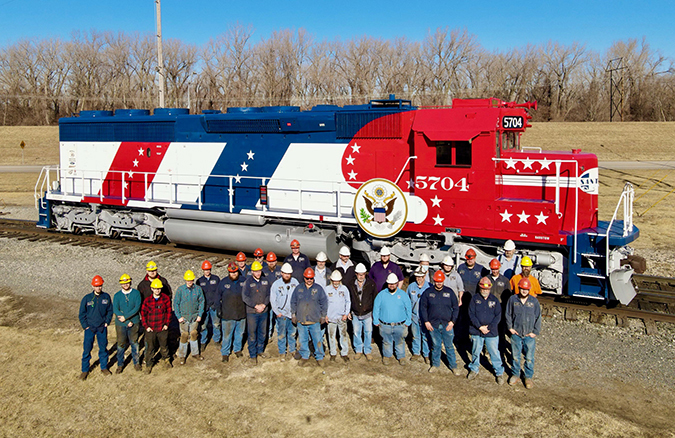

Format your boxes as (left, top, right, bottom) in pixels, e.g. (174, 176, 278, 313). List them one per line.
(173, 270, 205, 364)
(113, 274, 142, 373)
(137, 261, 172, 302)
(241, 261, 272, 364)
(510, 257, 542, 297)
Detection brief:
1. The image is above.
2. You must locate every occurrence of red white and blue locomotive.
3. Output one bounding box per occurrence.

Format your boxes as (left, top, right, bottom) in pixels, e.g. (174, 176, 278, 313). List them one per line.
(35, 96, 641, 303)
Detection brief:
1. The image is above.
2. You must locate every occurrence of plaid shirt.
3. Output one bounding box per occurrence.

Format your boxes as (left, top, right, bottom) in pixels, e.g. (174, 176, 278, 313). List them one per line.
(141, 294, 172, 331)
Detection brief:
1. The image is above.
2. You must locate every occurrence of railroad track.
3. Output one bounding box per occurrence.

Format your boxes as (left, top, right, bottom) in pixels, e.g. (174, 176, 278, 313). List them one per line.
(2, 218, 675, 332)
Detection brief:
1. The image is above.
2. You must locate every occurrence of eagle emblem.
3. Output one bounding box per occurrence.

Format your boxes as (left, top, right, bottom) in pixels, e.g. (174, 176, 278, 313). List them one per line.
(353, 178, 408, 238)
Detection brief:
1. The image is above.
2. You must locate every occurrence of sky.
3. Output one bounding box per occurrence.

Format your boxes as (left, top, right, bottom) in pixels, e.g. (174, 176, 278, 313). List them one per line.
(0, 0, 673, 60)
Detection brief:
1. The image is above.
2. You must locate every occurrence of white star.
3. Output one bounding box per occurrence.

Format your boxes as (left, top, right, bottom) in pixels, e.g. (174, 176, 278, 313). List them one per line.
(234, 175, 242, 183)
(133, 159, 139, 167)
(539, 158, 552, 170)
(406, 179, 413, 189)
(522, 157, 534, 170)
(500, 210, 512, 223)
(432, 214, 444, 226)
(517, 210, 530, 224)
(247, 150, 255, 160)
(128, 171, 134, 178)
(351, 143, 361, 153)
(348, 170, 358, 180)
(228, 188, 235, 196)
(430, 195, 442, 207)
(505, 157, 517, 169)
(138, 148, 144, 156)
(535, 212, 549, 225)
(346, 155, 355, 165)
(123, 181, 129, 189)
(241, 162, 248, 172)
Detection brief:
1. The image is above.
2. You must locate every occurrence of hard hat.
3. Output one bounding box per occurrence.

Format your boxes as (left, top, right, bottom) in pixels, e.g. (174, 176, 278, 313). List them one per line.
(91, 275, 104, 287)
(442, 255, 454, 266)
(236, 252, 246, 262)
(330, 270, 343, 281)
(504, 240, 516, 251)
(489, 258, 501, 270)
(119, 274, 131, 284)
(227, 262, 238, 273)
(201, 260, 212, 270)
(465, 248, 476, 259)
(316, 251, 328, 262)
(290, 239, 300, 248)
(251, 261, 263, 271)
(355, 263, 367, 274)
(303, 267, 315, 279)
(150, 279, 163, 289)
(414, 266, 426, 277)
(253, 248, 264, 257)
(281, 263, 293, 274)
(419, 253, 430, 262)
(146, 261, 158, 271)
(266, 252, 277, 262)
(518, 277, 531, 290)
(479, 276, 493, 289)
(184, 270, 196, 281)
(339, 246, 351, 257)
(521, 256, 533, 267)
(380, 247, 391, 256)
(433, 270, 445, 283)
(386, 273, 399, 284)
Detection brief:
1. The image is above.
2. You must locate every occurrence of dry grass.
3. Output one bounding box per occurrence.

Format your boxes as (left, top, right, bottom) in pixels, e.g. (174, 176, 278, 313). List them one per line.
(0, 126, 59, 165)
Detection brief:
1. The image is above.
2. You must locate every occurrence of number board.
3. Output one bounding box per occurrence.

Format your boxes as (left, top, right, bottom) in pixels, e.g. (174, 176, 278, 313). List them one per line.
(502, 116, 524, 129)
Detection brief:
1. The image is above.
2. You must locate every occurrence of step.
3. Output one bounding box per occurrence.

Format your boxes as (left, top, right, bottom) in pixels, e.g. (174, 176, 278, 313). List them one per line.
(576, 272, 606, 279)
(580, 253, 605, 258)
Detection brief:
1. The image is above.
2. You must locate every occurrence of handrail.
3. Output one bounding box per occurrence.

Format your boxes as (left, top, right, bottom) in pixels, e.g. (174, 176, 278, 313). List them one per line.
(605, 182, 635, 274)
(395, 156, 417, 185)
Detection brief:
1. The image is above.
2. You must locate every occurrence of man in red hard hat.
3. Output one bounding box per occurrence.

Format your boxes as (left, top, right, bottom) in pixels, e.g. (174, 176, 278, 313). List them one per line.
(457, 248, 488, 297)
(505, 277, 541, 389)
(263, 251, 282, 340)
(488, 259, 512, 303)
(283, 239, 311, 283)
(235, 252, 249, 277)
(198, 260, 222, 350)
(78, 275, 113, 380)
(291, 267, 328, 367)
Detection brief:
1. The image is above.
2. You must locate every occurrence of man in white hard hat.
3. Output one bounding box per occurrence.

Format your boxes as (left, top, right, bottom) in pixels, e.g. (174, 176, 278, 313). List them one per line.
(313, 251, 332, 287)
(332, 245, 356, 285)
(369, 247, 404, 292)
(347, 263, 378, 360)
(325, 270, 351, 362)
(270, 263, 299, 361)
(438, 255, 465, 304)
(419, 253, 432, 283)
(373, 273, 412, 366)
(498, 240, 521, 279)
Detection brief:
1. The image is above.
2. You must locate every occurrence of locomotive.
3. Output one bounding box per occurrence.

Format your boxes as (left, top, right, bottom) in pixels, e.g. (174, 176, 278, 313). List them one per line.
(35, 95, 642, 304)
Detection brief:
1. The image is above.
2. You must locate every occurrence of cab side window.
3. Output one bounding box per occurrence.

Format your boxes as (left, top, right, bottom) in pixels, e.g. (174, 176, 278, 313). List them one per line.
(436, 141, 471, 167)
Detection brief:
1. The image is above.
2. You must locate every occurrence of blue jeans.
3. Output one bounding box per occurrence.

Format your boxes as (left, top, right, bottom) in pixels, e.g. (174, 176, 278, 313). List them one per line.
(220, 319, 245, 356)
(246, 312, 268, 358)
(82, 326, 109, 372)
(200, 308, 221, 345)
(268, 311, 275, 338)
(297, 323, 324, 360)
(115, 323, 139, 366)
(178, 321, 200, 357)
(469, 335, 504, 376)
(429, 323, 456, 369)
(411, 319, 430, 357)
(379, 324, 407, 359)
(276, 316, 297, 354)
(327, 320, 349, 356)
(352, 313, 373, 354)
(511, 334, 536, 379)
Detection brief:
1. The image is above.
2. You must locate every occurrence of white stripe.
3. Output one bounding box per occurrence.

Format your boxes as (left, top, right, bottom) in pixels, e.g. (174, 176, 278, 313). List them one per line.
(496, 175, 577, 188)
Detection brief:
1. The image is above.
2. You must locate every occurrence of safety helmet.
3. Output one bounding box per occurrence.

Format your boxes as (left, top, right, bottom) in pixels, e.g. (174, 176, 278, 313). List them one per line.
(465, 248, 476, 259)
(266, 252, 277, 262)
(146, 261, 158, 271)
(236, 252, 247, 262)
(380, 247, 391, 256)
(339, 246, 351, 257)
(303, 267, 315, 279)
(433, 270, 445, 283)
(479, 276, 492, 289)
(253, 248, 264, 257)
(442, 255, 454, 266)
(419, 253, 430, 263)
(281, 263, 293, 274)
(521, 256, 533, 267)
(355, 263, 367, 274)
(290, 239, 300, 249)
(150, 279, 163, 289)
(251, 261, 263, 271)
(91, 275, 104, 287)
(504, 240, 516, 251)
(330, 270, 343, 281)
(184, 270, 196, 281)
(119, 274, 131, 284)
(518, 277, 531, 290)
(227, 262, 238, 273)
(316, 251, 328, 262)
(201, 260, 212, 270)
(386, 273, 399, 284)
(489, 258, 501, 270)
(414, 266, 426, 277)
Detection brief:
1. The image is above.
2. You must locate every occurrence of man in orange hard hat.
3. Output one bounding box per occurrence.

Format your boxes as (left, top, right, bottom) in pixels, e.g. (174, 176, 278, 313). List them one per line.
(291, 267, 328, 367)
(198, 260, 222, 350)
(78, 275, 113, 380)
(506, 277, 541, 389)
(235, 252, 249, 277)
(283, 239, 311, 283)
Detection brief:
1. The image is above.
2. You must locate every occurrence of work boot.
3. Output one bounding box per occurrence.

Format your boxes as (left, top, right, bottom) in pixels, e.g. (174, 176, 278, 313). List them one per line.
(410, 354, 421, 362)
(162, 359, 172, 369)
(508, 375, 519, 386)
(279, 353, 286, 362)
(316, 359, 324, 368)
(329, 355, 337, 362)
(248, 356, 258, 366)
(179, 357, 186, 365)
(258, 352, 268, 359)
(221, 355, 229, 363)
(134, 364, 142, 372)
(364, 353, 372, 361)
(235, 351, 243, 358)
(354, 353, 363, 361)
(428, 366, 439, 373)
(451, 368, 462, 376)
(101, 369, 112, 376)
(144, 366, 152, 375)
(298, 358, 310, 367)
(294, 351, 302, 360)
(115, 366, 123, 375)
(496, 375, 505, 385)
(286, 352, 294, 361)
(78, 371, 89, 381)
(382, 357, 392, 366)
(423, 356, 429, 364)
(398, 358, 407, 366)
(192, 354, 205, 361)
(524, 378, 534, 389)
(467, 371, 478, 380)
(341, 355, 350, 363)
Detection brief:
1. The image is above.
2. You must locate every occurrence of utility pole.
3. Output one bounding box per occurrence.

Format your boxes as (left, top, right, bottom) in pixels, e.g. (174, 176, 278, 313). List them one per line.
(606, 57, 626, 122)
(155, 0, 165, 108)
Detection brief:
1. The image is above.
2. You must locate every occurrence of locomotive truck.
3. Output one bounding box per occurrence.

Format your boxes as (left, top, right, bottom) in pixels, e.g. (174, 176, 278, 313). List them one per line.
(35, 95, 642, 304)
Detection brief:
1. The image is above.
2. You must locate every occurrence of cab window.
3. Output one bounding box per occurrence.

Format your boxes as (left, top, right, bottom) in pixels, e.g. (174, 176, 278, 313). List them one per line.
(501, 131, 520, 150)
(436, 141, 472, 167)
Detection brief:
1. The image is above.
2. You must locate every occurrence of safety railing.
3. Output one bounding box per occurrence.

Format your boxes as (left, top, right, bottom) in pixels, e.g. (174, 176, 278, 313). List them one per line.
(604, 182, 635, 273)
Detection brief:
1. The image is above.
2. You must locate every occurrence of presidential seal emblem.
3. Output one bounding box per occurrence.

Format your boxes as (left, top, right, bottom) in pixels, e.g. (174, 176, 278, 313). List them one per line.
(353, 178, 408, 238)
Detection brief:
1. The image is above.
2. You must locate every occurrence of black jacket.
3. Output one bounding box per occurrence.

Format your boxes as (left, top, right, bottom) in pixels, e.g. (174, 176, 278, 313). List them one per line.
(347, 277, 378, 316)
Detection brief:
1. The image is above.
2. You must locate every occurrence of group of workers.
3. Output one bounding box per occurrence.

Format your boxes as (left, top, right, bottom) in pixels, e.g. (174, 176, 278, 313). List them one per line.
(78, 238, 541, 389)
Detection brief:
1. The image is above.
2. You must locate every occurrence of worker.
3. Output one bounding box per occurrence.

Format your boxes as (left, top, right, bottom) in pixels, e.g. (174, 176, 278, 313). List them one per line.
(506, 277, 541, 389)
(331, 245, 355, 285)
(510, 257, 542, 297)
(437, 255, 465, 303)
(369, 247, 404, 292)
(137, 261, 172, 302)
(498, 240, 522, 279)
(291, 268, 328, 367)
(347, 263, 378, 361)
(197, 260, 221, 350)
(467, 277, 505, 384)
(241, 261, 271, 365)
(325, 270, 351, 362)
(283, 239, 311, 283)
(218, 263, 247, 362)
(487, 259, 512, 303)
(235, 252, 249, 278)
(113, 274, 142, 373)
(313, 251, 332, 288)
(263, 251, 282, 339)
(417, 253, 432, 283)
(140, 278, 172, 373)
(457, 248, 487, 297)
(253, 248, 265, 270)
(78, 275, 113, 380)
(407, 266, 430, 363)
(373, 273, 412, 366)
(270, 263, 299, 361)
(173, 270, 205, 364)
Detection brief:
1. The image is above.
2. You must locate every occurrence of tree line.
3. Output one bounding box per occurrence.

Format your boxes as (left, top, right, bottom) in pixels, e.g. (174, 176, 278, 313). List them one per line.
(0, 25, 673, 125)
